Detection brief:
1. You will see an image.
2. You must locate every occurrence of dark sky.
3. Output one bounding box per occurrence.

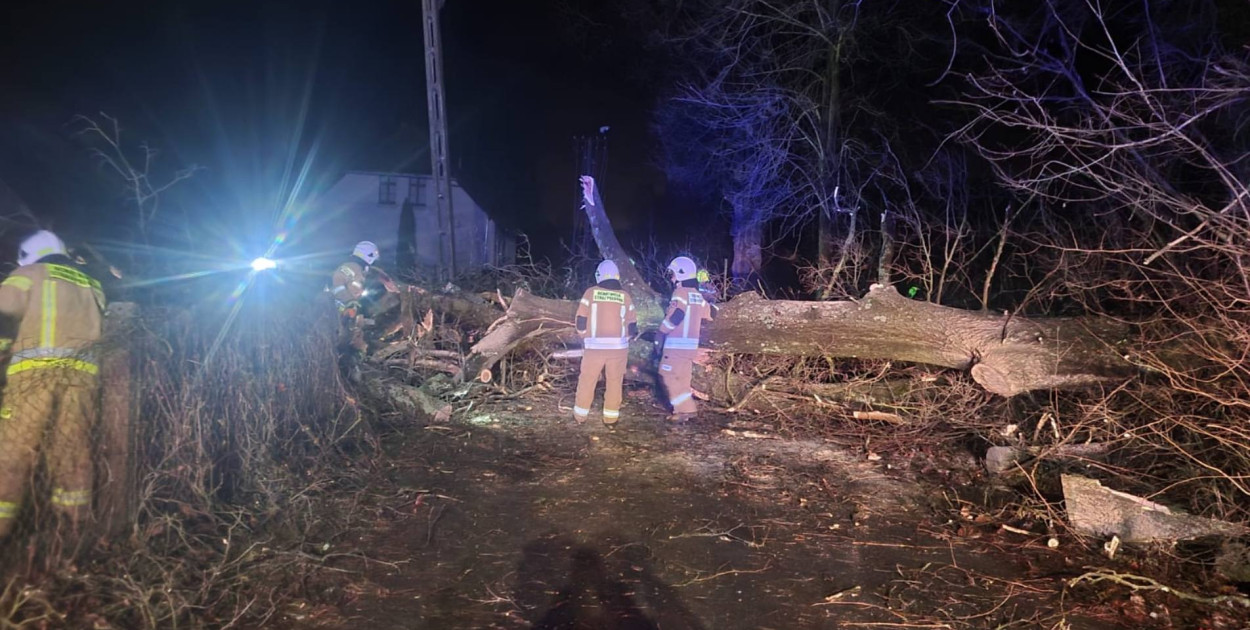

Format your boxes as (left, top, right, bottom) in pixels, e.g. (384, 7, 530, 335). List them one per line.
(0, 0, 671, 259)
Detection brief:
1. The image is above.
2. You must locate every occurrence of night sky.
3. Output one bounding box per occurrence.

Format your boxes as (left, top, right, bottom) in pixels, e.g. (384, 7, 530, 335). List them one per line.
(0, 0, 675, 260)
(4, 1, 1247, 270)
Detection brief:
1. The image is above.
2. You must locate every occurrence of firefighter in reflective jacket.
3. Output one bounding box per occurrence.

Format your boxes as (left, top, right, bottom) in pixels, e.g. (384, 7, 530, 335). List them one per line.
(659, 256, 715, 420)
(0, 230, 105, 537)
(331, 241, 379, 355)
(573, 260, 638, 425)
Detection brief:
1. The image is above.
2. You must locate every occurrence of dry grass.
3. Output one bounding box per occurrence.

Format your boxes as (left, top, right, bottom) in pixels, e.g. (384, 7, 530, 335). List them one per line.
(0, 295, 367, 628)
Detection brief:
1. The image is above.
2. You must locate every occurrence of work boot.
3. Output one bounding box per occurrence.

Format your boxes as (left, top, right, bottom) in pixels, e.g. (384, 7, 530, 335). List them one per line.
(667, 412, 696, 423)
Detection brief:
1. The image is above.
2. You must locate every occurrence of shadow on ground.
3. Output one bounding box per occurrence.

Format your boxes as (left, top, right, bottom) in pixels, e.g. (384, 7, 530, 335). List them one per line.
(281, 389, 1123, 629)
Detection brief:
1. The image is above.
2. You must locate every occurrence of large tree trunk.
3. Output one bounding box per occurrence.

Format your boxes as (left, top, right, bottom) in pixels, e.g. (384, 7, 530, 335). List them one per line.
(459, 177, 1135, 396)
(468, 284, 1133, 396)
(582, 186, 662, 311)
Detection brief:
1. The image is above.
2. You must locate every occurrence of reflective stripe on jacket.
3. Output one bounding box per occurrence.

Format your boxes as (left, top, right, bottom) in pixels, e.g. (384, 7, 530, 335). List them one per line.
(661, 286, 713, 351)
(575, 284, 636, 350)
(0, 263, 105, 375)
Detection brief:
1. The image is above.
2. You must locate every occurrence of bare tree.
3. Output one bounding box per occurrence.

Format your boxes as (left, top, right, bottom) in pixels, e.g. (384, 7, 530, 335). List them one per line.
(74, 113, 200, 243)
(948, 0, 1250, 512)
(651, 0, 964, 293)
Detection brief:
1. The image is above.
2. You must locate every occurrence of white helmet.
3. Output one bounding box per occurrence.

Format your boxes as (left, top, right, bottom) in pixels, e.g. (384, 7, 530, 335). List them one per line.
(667, 256, 697, 282)
(18, 230, 67, 267)
(352, 241, 379, 266)
(595, 260, 620, 283)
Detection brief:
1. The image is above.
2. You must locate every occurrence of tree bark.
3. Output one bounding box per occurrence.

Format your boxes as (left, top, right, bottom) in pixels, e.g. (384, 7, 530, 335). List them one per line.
(457, 180, 1135, 396)
(469, 283, 1133, 396)
(582, 186, 662, 311)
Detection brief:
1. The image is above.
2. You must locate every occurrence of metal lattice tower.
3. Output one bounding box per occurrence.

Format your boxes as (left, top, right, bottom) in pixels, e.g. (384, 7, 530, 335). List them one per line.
(422, 0, 456, 278)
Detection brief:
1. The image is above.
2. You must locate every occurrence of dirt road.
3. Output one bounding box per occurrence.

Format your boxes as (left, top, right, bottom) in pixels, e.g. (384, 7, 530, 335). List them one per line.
(282, 390, 1169, 629)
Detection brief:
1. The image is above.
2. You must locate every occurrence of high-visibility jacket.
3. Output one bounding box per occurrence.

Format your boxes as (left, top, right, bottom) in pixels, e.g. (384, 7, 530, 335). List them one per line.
(661, 285, 714, 350)
(575, 281, 637, 350)
(331, 259, 367, 306)
(0, 261, 105, 376)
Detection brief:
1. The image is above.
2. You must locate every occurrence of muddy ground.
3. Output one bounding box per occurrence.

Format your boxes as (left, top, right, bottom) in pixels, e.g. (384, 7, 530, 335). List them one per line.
(276, 384, 1246, 629)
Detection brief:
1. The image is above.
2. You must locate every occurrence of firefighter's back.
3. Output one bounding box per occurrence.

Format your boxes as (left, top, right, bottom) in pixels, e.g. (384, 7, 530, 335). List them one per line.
(6, 262, 104, 369)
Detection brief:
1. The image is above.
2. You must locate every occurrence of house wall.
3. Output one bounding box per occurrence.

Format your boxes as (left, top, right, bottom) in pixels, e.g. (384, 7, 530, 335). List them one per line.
(300, 172, 511, 274)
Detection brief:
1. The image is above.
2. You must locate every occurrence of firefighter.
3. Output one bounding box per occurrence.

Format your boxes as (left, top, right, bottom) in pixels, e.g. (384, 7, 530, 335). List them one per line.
(659, 256, 716, 421)
(0, 230, 105, 537)
(331, 241, 379, 357)
(573, 260, 638, 426)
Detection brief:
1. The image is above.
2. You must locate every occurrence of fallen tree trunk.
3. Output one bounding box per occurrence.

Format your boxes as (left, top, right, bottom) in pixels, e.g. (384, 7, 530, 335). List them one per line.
(709, 288, 1133, 396)
(467, 284, 1134, 396)
(459, 178, 1136, 396)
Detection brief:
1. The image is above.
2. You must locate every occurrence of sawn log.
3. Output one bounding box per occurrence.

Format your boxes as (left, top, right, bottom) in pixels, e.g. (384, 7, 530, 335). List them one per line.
(467, 284, 1134, 397)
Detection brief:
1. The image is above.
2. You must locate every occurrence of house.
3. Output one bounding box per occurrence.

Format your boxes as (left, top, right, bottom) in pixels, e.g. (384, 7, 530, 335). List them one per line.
(302, 171, 514, 275)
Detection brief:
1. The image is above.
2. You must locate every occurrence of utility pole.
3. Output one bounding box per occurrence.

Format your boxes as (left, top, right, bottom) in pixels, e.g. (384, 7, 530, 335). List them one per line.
(422, 0, 456, 278)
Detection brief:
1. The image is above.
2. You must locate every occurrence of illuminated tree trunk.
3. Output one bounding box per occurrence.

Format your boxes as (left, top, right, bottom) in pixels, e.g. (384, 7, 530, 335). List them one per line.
(463, 204, 1135, 396)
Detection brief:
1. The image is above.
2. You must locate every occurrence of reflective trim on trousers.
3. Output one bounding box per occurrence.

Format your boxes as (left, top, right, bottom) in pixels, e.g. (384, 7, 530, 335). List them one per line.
(583, 337, 629, 350)
(664, 337, 699, 350)
(670, 392, 692, 406)
(573, 406, 591, 417)
(7, 357, 98, 376)
(0, 501, 17, 519)
(603, 409, 620, 419)
(51, 488, 90, 508)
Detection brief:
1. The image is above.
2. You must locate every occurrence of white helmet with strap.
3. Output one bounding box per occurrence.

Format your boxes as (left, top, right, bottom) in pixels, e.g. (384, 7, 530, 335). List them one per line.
(667, 256, 697, 282)
(595, 260, 620, 283)
(18, 230, 67, 267)
(353, 241, 379, 266)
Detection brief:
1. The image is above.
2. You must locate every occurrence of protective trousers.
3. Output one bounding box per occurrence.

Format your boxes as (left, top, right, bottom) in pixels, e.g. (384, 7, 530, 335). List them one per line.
(338, 304, 366, 356)
(574, 349, 628, 424)
(0, 368, 99, 536)
(659, 349, 698, 415)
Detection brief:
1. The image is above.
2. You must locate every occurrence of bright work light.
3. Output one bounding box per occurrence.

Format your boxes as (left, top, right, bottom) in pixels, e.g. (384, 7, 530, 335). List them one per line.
(250, 257, 277, 272)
